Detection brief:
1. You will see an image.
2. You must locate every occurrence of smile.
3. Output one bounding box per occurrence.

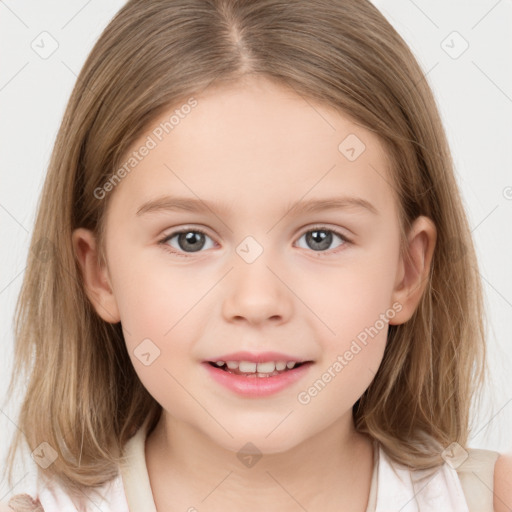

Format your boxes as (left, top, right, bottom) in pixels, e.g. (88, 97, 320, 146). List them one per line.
(202, 360, 314, 397)
(208, 360, 307, 377)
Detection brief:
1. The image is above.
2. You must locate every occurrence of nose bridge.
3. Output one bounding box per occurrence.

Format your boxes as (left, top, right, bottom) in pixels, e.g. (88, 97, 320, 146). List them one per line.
(221, 233, 292, 324)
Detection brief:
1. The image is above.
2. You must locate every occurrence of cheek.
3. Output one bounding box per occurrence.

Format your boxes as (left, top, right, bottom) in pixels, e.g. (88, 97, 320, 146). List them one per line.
(109, 252, 209, 398)
(111, 258, 198, 409)
(110, 250, 205, 340)
(290, 240, 398, 387)
(297, 252, 397, 336)
(296, 266, 393, 413)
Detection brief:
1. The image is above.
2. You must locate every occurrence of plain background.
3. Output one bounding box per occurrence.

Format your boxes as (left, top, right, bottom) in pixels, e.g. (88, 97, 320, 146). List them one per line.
(1, 0, 511, 496)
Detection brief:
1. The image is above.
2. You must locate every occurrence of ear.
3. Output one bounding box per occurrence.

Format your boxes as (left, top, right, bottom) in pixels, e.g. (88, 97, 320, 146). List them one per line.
(389, 215, 437, 325)
(72, 227, 121, 323)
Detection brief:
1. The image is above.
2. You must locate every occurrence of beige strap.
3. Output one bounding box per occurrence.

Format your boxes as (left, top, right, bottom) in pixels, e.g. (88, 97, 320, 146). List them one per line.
(118, 418, 157, 512)
(456, 448, 500, 512)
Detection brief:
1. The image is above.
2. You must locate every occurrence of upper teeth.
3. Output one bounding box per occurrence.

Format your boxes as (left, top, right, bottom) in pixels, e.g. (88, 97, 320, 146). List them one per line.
(214, 361, 298, 373)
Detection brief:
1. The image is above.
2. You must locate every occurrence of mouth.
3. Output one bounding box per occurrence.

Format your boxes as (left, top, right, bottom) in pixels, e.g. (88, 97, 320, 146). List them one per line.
(206, 360, 312, 378)
(202, 357, 314, 396)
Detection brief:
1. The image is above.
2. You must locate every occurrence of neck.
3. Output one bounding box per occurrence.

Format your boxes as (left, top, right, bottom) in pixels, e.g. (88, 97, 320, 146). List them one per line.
(145, 412, 375, 512)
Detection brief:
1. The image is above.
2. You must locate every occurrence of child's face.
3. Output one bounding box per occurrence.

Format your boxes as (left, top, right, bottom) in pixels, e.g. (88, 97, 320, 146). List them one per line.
(75, 75, 433, 453)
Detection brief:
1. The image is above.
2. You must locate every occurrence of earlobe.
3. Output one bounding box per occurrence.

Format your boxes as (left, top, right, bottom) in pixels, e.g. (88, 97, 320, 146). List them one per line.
(71, 227, 121, 324)
(389, 216, 437, 325)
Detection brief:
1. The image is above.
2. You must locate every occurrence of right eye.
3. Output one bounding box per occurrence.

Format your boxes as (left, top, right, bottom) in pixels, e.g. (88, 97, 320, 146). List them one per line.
(158, 228, 216, 257)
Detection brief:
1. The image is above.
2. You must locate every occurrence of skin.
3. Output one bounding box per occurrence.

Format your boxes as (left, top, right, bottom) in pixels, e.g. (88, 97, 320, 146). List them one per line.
(73, 75, 437, 511)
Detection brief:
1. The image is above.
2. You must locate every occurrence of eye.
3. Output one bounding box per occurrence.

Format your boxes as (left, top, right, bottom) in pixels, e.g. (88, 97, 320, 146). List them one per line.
(158, 225, 351, 258)
(295, 226, 351, 254)
(158, 227, 216, 257)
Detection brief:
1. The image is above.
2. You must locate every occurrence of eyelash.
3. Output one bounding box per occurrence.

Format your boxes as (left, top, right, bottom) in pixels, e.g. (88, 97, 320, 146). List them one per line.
(158, 225, 352, 258)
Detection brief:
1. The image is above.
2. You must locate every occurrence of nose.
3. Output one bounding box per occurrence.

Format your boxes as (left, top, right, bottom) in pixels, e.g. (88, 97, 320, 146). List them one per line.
(221, 255, 293, 326)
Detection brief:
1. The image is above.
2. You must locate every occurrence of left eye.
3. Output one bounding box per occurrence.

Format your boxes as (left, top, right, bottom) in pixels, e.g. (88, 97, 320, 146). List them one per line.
(158, 226, 350, 257)
(295, 227, 350, 253)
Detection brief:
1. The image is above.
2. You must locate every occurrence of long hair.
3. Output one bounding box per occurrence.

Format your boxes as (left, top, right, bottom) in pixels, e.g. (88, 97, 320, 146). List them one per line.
(4, 0, 488, 495)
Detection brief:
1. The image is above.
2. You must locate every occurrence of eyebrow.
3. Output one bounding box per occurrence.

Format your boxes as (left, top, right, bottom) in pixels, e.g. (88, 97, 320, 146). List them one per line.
(136, 194, 379, 217)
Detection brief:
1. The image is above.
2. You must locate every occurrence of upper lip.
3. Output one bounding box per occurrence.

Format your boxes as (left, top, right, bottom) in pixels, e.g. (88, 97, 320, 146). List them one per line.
(205, 351, 312, 364)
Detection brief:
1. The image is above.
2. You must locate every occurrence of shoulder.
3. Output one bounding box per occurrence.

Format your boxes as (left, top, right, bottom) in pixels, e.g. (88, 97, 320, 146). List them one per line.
(0, 493, 44, 511)
(494, 453, 512, 512)
(0, 471, 126, 512)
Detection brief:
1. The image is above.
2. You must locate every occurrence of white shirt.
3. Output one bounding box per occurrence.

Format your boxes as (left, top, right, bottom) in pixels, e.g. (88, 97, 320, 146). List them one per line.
(6, 420, 498, 511)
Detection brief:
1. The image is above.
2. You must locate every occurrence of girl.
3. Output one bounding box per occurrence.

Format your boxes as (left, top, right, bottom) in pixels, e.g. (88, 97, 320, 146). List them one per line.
(2, 0, 511, 510)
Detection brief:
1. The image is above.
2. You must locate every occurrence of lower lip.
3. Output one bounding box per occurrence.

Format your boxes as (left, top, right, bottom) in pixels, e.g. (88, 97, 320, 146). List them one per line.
(202, 362, 314, 397)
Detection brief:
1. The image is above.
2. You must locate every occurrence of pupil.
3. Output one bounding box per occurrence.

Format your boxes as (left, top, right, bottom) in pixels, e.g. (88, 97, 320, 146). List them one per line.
(307, 230, 332, 251)
(179, 231, 205, 252)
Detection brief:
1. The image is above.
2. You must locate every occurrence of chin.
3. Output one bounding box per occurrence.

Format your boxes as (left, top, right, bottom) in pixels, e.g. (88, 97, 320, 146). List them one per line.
(212, 428, 305, 456)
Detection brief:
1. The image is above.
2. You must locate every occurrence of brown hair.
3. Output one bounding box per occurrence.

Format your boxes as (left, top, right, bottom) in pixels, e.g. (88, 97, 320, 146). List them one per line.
(3, 0, 489, 496)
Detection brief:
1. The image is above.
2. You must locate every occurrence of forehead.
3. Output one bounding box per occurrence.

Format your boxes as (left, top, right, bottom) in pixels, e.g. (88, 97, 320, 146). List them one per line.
(107, 76, 396, 220)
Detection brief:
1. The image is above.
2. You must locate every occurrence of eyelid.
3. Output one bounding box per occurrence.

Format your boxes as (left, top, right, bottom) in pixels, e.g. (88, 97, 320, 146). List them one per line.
(303, 224, 352, 242)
